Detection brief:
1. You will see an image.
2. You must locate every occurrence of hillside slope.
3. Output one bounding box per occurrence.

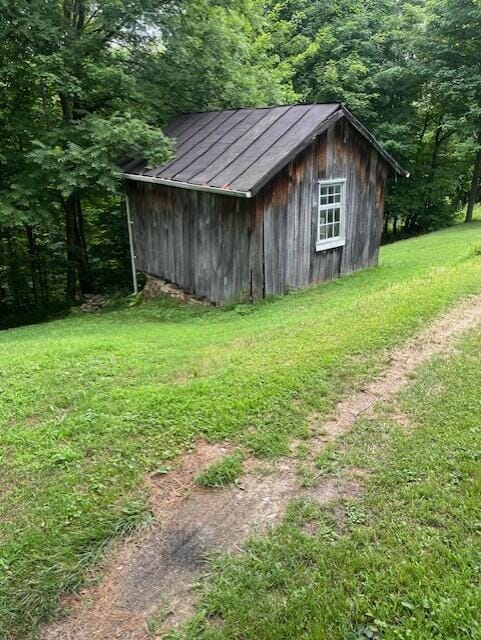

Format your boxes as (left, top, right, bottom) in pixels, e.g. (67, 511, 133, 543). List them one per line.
(1, 221, 481, 637)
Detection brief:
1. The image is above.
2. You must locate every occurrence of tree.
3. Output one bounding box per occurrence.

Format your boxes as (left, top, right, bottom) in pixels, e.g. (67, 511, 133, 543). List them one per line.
(0, 1, 293, 320)
(145, 0, 296, 120)
(266, 0, 476, 235)
(426, 0, 481, 222)
(0, 0, 175, 304)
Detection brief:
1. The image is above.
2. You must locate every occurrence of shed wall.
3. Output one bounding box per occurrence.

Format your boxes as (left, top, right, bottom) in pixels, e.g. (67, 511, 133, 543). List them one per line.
(127, 117, 388, 304)
(127, 183, 253, 304)
(255, 117, 388, 297)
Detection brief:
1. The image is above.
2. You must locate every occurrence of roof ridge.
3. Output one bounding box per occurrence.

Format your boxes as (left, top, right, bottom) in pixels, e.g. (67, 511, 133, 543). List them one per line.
(172, 102, 341, 118)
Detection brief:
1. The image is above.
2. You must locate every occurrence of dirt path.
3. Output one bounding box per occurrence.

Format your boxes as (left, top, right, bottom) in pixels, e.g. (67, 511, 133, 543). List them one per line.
(41, 294, 481, 640)
(307, 292, 481, 447)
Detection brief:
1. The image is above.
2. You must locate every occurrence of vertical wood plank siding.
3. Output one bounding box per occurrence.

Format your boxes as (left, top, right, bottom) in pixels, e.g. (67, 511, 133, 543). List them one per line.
(127, 117, 388, 305)
(128, 183, 253, 305)
(256, 117, 387, 295)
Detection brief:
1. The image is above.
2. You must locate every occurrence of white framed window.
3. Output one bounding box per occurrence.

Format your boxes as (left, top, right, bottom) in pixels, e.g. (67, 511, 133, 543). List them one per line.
(316, 179, 346, 251)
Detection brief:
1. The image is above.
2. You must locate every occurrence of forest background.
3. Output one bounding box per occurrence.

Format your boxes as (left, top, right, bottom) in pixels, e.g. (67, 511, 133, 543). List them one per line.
(1, 0, 480, 327)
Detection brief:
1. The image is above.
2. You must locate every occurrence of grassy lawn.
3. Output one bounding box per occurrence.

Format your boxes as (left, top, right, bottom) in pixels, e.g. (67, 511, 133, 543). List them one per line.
(173, 325, 481, 640)
(1, 220, 481, 637)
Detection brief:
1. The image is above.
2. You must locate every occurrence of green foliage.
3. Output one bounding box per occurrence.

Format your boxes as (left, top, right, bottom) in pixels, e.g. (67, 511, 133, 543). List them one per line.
(148, 0, 296, 119)
(0, 0, 292, 319)
(424, 0, 481, 223)
(426, 0, 481, 131)
(1, 223, 481, 636)
(27, 114, 172, 199)
(0, 0, 175, 212)
(196, 454, 244, 488)
(265, 0, 480, 234)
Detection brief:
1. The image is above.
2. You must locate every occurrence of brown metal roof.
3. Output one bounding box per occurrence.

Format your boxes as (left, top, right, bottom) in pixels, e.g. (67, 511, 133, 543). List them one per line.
(122, 103, 408, 197)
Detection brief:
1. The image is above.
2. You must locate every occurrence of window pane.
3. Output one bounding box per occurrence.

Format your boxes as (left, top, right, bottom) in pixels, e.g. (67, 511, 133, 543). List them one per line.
(319, 182, 344, 245)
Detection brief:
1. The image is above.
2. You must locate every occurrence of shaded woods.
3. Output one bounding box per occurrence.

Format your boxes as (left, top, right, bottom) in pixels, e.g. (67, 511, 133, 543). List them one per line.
(1, 0, 480, 327)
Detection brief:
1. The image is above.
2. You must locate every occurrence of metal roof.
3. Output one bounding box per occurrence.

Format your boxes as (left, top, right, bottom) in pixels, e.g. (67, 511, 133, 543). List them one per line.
(122, 103, 408, 198)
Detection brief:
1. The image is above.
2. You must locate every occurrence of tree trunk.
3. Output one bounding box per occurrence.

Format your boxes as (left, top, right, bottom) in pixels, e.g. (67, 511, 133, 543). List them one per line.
(423, 125, 443, 217)
(5, 230, 21, 309)
(39, 249, 50, 305)
(26, 225, 49, 304)
(25, 225, 40, 306)
(65, 192, 94, 302)
(75, 197, 94, 293)
(65, 194, 79, 305)
(465, 146, 481, 223)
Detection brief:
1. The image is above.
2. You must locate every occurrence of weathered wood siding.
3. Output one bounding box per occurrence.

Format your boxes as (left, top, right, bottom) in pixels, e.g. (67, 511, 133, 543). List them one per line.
(256, 117, 388, 297)
(127, 183, 253, 304)
(127, 117, 388, 305)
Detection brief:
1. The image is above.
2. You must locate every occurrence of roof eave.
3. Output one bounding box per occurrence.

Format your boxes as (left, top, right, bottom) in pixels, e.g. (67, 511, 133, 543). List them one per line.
(123, 173, 252, 198)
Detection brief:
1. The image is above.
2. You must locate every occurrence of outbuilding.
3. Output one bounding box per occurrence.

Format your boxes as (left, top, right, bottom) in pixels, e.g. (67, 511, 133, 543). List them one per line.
(122, 103, 408, 304)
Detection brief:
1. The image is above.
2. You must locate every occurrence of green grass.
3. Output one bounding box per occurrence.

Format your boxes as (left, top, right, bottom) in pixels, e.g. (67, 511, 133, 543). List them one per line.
(195, 455, 244, 488)
(170, 325, 481, 640)
(1, 220, 481, 638)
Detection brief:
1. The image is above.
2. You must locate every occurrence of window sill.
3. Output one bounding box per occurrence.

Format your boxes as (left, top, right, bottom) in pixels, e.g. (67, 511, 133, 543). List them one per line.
(315, 237, 346, 252)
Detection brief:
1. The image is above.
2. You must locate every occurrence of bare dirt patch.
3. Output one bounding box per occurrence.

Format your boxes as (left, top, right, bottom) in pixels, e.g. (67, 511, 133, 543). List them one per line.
(41, 294, 481, 640)
(146, 441, 232, 513)
(41, 449, 359, 640)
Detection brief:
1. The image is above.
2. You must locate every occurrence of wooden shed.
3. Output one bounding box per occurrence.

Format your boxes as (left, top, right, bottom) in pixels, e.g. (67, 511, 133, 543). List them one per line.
(123, 103, 407, 304)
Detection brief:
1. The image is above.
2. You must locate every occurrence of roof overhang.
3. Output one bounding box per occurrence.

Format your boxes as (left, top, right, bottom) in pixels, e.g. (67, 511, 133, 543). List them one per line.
(123, 173, 253, 198)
